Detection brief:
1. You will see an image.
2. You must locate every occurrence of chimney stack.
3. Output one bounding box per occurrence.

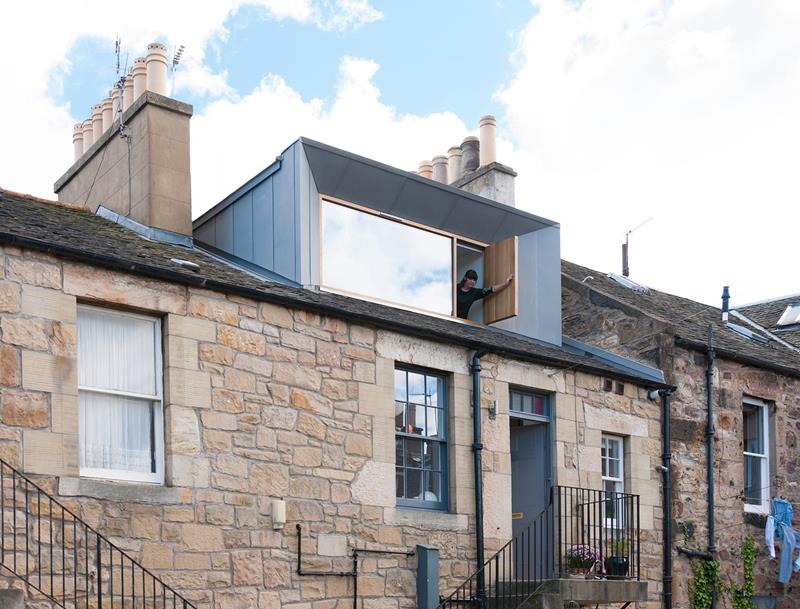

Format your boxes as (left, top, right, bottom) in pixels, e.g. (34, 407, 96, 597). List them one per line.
(479, 115, 497, 166)
(132, 58, 147, 99)
(721, 286, 730, 323)
(146, 43, 169, 96)
(418, 160, 433, 180)
(57, 42, 193, 236)
(451, 116, 517, 206)
(447, 146, 463, 184)
(72, 124, 84, 161)
(461, 136, 480, 173)
(432, 155, 448, 183)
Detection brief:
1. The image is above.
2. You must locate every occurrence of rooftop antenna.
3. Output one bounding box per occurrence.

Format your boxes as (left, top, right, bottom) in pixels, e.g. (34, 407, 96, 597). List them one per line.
(172, 44, 185, 73)
(622, 216, 652, 277)
(113, 37, 133, 214)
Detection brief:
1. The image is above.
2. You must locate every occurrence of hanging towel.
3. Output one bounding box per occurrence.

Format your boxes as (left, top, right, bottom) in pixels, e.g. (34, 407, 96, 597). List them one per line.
(766, 515, 776, 560)
(772, 499, 793, 540)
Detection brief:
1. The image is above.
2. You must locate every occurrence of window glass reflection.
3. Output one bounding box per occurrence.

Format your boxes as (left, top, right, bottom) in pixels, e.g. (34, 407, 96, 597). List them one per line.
(322, 201, 453, 314)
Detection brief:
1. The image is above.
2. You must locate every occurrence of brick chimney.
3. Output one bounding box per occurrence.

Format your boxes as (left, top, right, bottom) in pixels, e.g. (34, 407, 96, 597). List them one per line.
(452, 115, 517, 207)
(54, 44, 193, 236)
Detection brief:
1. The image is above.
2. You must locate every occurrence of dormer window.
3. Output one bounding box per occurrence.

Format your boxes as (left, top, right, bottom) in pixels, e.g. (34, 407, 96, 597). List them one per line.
(320, 197, 518, 323)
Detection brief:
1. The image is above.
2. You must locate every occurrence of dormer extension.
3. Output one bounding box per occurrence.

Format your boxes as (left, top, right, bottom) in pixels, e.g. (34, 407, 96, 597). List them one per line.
(193, 138, 562, 345)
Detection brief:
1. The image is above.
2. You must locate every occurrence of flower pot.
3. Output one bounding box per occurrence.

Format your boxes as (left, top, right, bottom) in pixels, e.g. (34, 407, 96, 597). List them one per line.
(604, 556, 629, 579)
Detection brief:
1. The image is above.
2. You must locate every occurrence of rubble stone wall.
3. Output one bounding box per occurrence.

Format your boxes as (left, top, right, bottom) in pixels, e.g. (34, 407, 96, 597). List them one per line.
(0, 245, 663, 608)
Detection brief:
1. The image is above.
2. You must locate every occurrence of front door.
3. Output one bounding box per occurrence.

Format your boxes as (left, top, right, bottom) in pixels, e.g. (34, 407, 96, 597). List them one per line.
(510, 419, 551, 539)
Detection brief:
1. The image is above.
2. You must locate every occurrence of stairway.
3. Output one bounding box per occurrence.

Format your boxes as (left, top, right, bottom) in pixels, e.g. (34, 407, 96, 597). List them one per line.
(0, 459, 195, 609)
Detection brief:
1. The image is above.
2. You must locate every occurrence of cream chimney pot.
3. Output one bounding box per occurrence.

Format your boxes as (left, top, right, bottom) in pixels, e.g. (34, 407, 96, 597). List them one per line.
(432, 155, 448, 183)
(91, 104, 103, 142)
(101, 94, 113, 132)
(72, 124, 84, 161)
(132, 58, 147, 100)
(418, 160, 433, 179)
(123, 73, 134, 111)
(111, 87, 121, 126)
(81, 120, 94, 154)
(146, 43, 169, 96)
(479, 115, 497, 166)
(447, 146, 463, 184)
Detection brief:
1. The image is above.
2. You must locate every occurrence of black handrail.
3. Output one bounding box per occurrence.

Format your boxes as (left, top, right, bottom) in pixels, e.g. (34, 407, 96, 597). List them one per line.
(437, 485, 641, 609)
(0, 459, 196, 609)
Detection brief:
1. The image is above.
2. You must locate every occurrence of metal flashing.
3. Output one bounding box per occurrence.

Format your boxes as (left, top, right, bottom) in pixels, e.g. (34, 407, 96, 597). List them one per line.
(96, 206, 193, 247)
(562, 336, 666, 385)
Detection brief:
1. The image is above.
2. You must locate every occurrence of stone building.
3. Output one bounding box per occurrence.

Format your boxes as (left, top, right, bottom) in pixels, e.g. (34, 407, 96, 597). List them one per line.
(562, 260, 800, 608)
(0, 52, 672, 609)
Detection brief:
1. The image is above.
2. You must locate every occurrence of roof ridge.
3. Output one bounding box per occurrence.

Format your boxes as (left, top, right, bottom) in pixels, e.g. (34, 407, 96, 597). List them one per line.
(0, 188, 88, 212)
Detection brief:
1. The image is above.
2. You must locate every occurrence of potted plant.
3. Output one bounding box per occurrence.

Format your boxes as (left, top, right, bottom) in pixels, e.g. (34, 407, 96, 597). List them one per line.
(565, 544, 601, 577)
(604, 539, 630, 579)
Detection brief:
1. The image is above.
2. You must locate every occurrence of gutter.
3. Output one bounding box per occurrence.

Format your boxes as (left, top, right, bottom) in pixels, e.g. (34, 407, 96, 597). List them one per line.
(0, 231, 666, 388)
(655, 388, 675, 609)
(674, 335, 800, 379)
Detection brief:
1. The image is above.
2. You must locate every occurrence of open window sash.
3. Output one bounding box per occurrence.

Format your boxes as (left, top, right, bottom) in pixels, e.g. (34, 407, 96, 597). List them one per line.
(483, 235, 518, 324)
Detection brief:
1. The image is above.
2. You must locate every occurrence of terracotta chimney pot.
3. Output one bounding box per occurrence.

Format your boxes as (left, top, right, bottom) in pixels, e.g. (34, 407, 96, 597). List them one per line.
(418, 160, 433, 179)
(90, 104, 104, 142)
(447, 146, 463, 183)
(461, 136, 480, 173)
(72, 124, 84, 161)
(101, 94, 113, 132)
(123, 73, 134, 111)
(81, 120, 94, 154)
(132, 57, 147, 100)
(479, 115, 497, 166)
(432, 155, 448, 183)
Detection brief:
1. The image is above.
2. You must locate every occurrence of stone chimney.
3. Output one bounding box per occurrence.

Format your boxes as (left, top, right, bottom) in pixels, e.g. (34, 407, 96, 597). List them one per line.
(55, 43, 193, 236)
(452, 115, 517, 206)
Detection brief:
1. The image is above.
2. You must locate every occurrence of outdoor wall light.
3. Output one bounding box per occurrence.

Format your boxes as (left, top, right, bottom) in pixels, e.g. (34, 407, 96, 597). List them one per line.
(272, 499, 286, 529)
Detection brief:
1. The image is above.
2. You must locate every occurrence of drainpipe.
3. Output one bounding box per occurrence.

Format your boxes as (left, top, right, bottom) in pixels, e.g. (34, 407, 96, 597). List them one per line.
(654, 388, 674, 609)
(471, 350, 488, 601)
(705, 324, 717, 609)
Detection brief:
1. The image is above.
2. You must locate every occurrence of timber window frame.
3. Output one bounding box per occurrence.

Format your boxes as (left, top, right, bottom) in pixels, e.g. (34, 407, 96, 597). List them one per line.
(77, 305, 165, 484)
(743, 397, 770, 514)
(601, 434, 625, 528)
(394, 367, 448, 511)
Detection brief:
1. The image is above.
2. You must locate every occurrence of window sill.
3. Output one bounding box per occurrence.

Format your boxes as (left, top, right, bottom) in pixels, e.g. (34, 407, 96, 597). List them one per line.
(385, 507, 468, 531)
(744, 504, 769, 516)
(58, 477, 189, 505)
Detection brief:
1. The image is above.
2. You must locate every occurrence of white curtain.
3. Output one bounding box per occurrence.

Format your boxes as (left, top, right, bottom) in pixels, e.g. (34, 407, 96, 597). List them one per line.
(77, 307, 158, 474)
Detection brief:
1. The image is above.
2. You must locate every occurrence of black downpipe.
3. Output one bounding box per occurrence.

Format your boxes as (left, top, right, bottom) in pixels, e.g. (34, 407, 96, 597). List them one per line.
(705, 325, 717, 609)
(660, 389, 674, 609)
(471, 351, 488, 603)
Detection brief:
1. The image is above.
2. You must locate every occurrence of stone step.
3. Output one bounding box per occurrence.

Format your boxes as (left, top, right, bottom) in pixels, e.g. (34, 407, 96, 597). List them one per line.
(0, 589, 23, 609)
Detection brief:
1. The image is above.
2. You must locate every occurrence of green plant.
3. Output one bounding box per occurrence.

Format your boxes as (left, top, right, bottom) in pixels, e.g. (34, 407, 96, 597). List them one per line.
(566, 544, 600, 569)
(690, 559, 720, 609)
(729, 537, 757, 609)
(610, 538, 629, 556)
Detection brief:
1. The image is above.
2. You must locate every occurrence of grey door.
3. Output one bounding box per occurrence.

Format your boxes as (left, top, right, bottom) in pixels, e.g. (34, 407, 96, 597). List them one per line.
(511, 419, 550, 539)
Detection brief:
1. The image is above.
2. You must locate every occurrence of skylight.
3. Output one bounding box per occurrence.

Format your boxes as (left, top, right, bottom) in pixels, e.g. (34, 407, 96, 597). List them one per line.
(607, 273, 650, 294)
(776, 304, 800, 326)
(726, 323, 769, 345)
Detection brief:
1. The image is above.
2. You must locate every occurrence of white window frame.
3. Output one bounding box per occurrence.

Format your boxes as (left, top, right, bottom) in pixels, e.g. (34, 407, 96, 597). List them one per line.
(601, 434, 625, 528)
(743, 397, 770, 514)
(77, 305, 164, 484)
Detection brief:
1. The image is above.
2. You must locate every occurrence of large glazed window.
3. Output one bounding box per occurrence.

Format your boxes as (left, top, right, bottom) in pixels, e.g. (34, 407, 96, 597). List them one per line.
(394, 367, 448, 510)
(321, 200, 453, 315)
(77, 306, 164, 484)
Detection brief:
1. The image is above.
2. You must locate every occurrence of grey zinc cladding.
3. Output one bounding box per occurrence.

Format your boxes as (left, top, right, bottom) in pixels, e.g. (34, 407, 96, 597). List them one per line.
(193, 137, 563, 344)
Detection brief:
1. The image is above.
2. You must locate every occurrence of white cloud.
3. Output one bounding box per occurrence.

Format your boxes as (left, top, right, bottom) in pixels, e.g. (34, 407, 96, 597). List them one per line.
(497, 0, 800, 305)
(0, 0, 382, 198)
(191, 56, 467, 213)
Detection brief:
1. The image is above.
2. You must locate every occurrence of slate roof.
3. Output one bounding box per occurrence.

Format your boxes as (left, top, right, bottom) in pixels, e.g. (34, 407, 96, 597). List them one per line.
(737, 296, 800, 348)
(561, 260, 800, 378)
(0, 189, 664, 387)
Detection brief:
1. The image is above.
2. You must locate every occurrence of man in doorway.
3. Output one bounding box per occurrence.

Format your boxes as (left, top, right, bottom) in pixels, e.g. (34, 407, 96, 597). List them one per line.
(456, 269, 513, 320)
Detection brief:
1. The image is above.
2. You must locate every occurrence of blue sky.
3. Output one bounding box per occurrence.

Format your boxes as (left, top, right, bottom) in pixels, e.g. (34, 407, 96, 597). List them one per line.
(2, 0, 800, 307)
(58, 1, 535, 137)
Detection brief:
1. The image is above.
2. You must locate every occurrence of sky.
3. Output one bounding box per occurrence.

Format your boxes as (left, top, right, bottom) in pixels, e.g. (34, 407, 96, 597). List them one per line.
(0, 0, 798, 308)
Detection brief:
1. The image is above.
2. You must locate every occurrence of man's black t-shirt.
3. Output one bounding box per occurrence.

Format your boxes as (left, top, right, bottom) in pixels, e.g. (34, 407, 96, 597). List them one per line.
(457, 287, 493, 319)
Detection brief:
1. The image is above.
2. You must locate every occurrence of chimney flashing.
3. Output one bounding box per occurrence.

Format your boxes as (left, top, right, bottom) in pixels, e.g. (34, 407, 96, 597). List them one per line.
(55, 91, 193, 192)
(451, 161, 518, 188)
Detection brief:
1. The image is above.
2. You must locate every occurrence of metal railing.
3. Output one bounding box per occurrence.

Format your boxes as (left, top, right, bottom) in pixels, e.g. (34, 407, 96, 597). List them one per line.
(437, 497, 555, 609)
(437, 485, 640, 609)
(554, 485, 640, 580)
(0, 459, 196, 609)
